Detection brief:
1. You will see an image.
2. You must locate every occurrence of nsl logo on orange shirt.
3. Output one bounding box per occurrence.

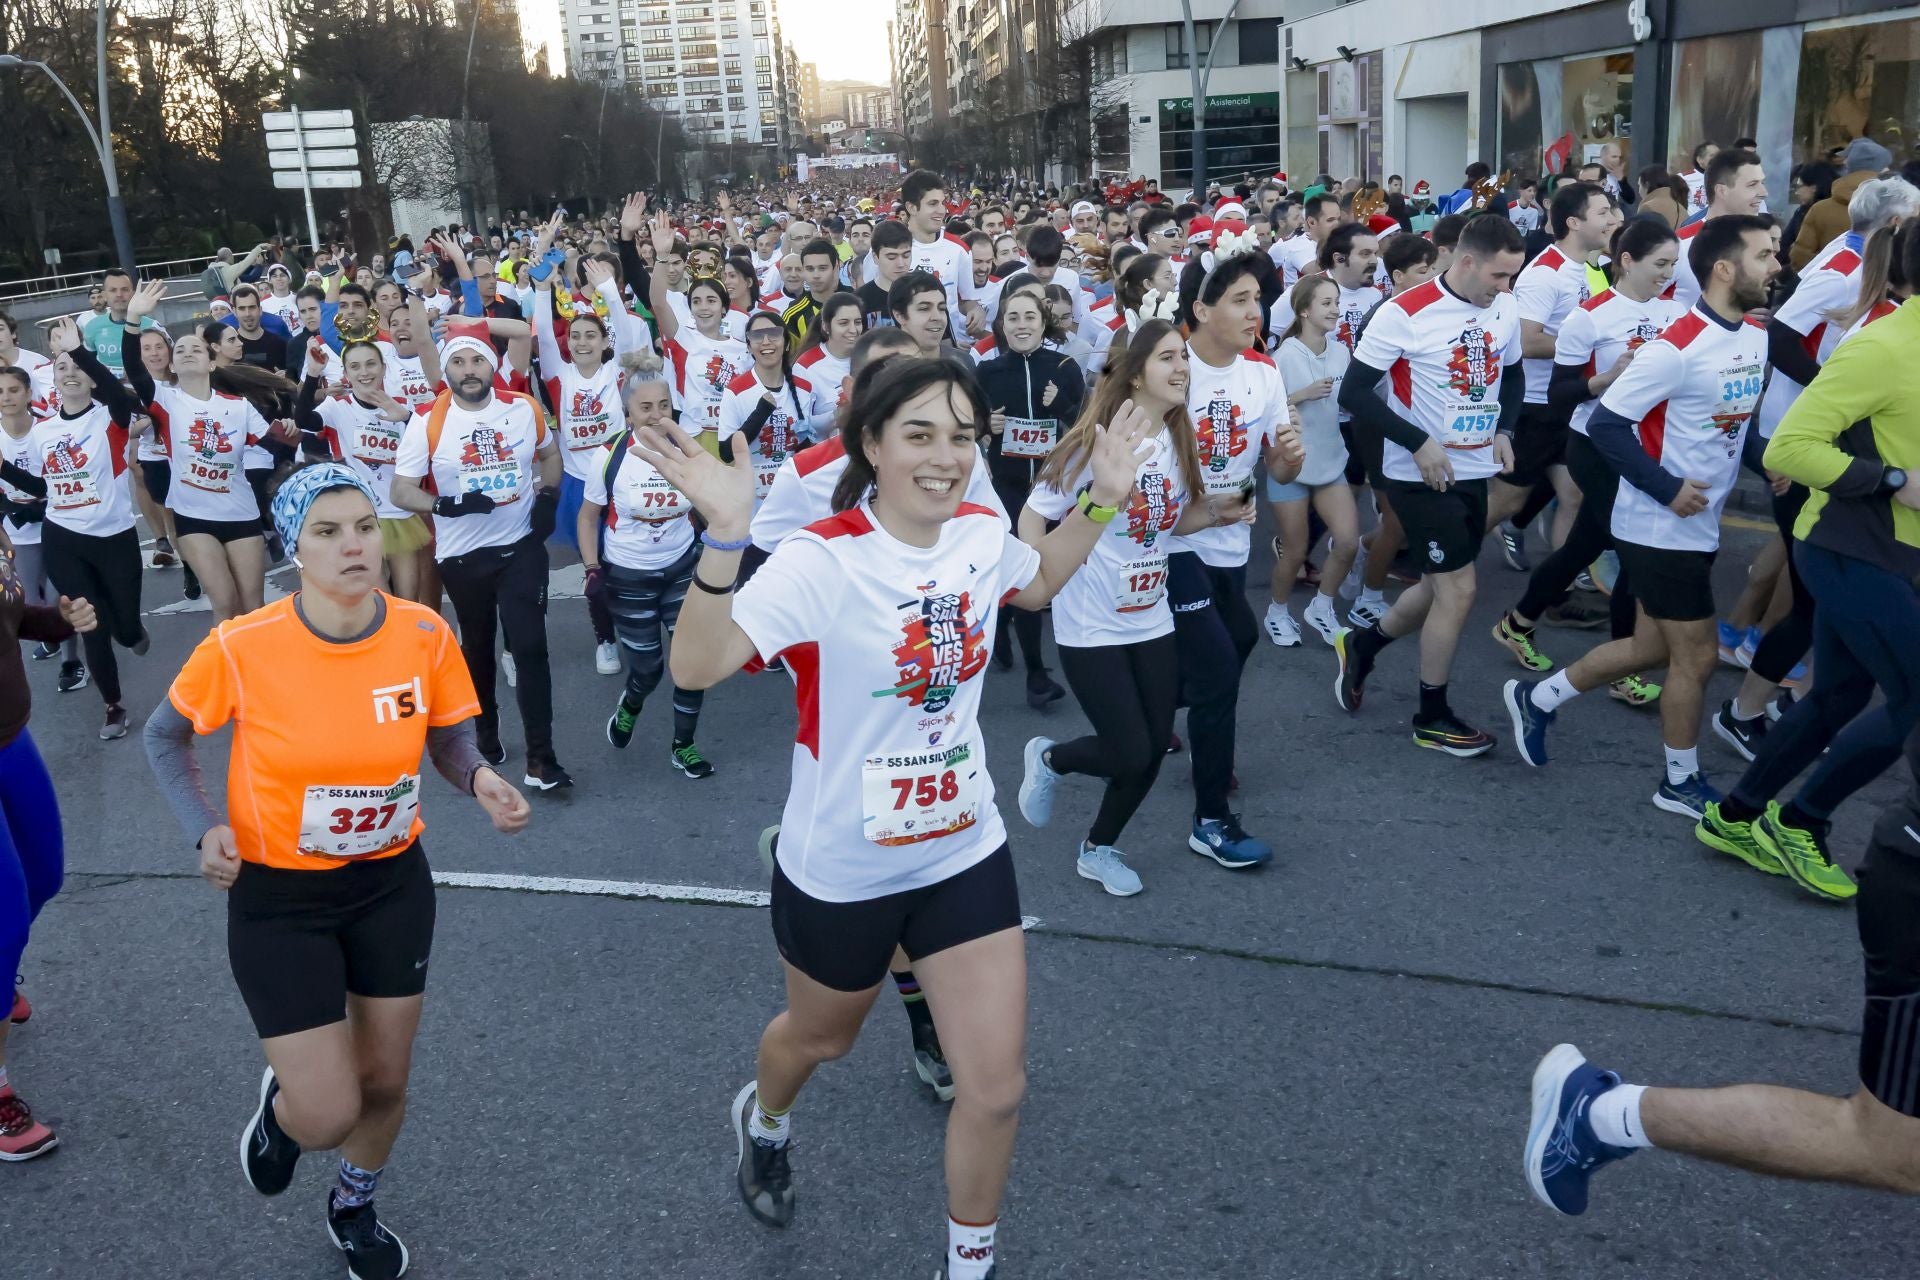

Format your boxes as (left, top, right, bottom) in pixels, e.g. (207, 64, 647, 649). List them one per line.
(371, 677, 424, 724)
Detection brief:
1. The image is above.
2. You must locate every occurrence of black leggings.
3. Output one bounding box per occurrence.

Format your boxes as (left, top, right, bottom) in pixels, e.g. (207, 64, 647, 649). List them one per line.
(1748, 482, 1815, 684)
(439, 535, 554, 760)
(602, 546, 704, 742)
(40, 522, 143, 706)
(1168, 555, 1257, 820)
(1052, 634, 1179, 848)
(1514, 432, 1637, 639)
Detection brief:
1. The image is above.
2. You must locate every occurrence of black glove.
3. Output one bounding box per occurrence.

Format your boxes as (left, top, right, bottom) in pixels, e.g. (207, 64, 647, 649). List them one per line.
(433, 490, 497, 518)
(11, 503, 46, 526)
(528, 487, 559, 542)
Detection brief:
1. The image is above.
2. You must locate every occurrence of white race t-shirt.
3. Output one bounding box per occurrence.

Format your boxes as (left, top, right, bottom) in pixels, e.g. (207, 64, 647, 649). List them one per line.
(748, 434, 1008, 553)
(28, 405, 135, 537)
(1554, 289, 1686, 436)
(580, 438, 696, 571)
(393, 390, 550, 561)
(791, 346, 851, 426)
(380, 343, 439, 415)
(1, 425, 45, 547)
(732, 500, 1039, 901)
(664, 328, 752, 434)
(718, 370, 811, 502)
(7, 348, 55, 418)
(149, 386, 270, 523)
(542, 360, 626, 479)
(313, 395, 412, 520)
(1754, 231, 1864, 440)
(1179, 346, 1289, 566)
(260, 290, 300, 331)
(1513, 245, 1594, 404)
(1272, 234, 1320, 291)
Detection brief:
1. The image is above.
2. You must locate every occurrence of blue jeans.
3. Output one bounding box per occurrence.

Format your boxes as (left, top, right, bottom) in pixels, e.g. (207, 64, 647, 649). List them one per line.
(0, 731, 64, 989)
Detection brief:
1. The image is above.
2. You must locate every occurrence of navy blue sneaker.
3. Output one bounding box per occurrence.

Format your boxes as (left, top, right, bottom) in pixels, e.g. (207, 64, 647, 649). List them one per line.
(1188, 815, 1272, 869)
(1525, 1043, 1636, 1215)
(1502, 678, 1554, 768)
(1652, 771, 1721, 820)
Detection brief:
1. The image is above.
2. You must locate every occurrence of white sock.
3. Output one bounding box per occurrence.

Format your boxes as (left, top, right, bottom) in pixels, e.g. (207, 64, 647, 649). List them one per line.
(1586, 1082, 1654, 1149)
(1731, 695, 1762, 722)
(1358, 586, 1386, 608)
(1267, 601, 1290, 619)
(749, 1096, 790, 1146)
(1531, 670, 1580, 712)
(947, 1217, 998, 1280)
(1664, 744, 1698, 786)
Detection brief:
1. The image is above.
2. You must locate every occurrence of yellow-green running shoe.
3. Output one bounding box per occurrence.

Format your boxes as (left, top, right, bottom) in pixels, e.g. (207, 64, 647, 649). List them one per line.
(1754, 802, 1858, 901)
(1493, 615, 1553, 672)
(1608, 675, 1661, 707)
(1694, 801, 1782, 876)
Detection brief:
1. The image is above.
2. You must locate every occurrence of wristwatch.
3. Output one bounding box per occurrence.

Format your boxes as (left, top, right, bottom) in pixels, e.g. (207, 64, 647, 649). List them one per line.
(1879, 466, 1908, 496)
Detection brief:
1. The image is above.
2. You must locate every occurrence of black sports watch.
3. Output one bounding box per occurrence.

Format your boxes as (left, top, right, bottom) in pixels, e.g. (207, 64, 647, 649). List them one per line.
(1880, 466, 1908, 496)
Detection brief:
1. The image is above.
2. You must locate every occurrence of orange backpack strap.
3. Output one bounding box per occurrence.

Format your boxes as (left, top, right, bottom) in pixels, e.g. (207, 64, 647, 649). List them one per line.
(420, 391, 455, 494)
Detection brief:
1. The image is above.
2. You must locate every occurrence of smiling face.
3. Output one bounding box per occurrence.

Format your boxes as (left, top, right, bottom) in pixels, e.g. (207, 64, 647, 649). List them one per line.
(864, 381, 978, 529)
(1134, 329, 1190, 406)
(296, 487, 382, 595)
(342, 343, 386, 392)
(567, 315, 607, 364)
(0, 371, 29, 420)
(625, 377, 674, 430)
(52, 353, 95, 406)
(1000, 294, 1046, 353)
(139, 330, 173, 381)
(898, 288, 948, 352)
(826, 306, 862, 356)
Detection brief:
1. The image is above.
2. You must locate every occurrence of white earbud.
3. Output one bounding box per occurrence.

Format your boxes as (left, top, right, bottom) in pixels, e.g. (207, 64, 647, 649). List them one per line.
(290, 554, 304, 570)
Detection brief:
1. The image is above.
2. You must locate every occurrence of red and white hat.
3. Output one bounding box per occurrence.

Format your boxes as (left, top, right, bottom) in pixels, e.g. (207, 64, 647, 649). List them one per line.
(1412, 179, 1433, 197)
(1214, 200, 1248, 223)
(1185, 214, 1215, 247)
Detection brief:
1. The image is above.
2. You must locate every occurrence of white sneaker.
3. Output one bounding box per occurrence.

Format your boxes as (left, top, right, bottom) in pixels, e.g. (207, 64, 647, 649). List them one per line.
(1018, 736, 1059, 828)
(1348, 598, 1387, 629)
(1263, 605, 1301, 647)
(500, 651, 518, 688)
(1339, 544, 1367, 600)
(1302, 595, 1342, 646)
(1076, 841, 1143, 896)
(595, 641, 621, 675)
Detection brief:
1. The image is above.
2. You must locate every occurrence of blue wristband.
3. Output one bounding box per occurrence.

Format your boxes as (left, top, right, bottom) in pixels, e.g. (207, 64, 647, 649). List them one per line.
(700, 528, 752, 552)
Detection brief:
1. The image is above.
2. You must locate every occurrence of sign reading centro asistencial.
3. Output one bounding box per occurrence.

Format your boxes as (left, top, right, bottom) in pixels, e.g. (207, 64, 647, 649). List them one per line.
(1158, 92, 1281, 113)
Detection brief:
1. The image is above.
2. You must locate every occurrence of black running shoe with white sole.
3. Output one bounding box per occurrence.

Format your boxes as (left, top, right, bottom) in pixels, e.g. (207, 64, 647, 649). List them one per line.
(1711, 700, 1768, 763)
(523, 758, 574, 791)
(55, 661, 88, 693)
(327, 1195, 410, 1280)
(912, 1022, 956, 1102)
(240, 1067, 302, 1195)
(731, 1082, 795, 1228)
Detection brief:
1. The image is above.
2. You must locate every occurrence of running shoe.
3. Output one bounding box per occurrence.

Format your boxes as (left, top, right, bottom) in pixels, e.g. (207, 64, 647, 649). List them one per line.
(183, 565, 202, 600)
(1332, 629, 1369, 712)
(1572, 570, 1598, 593)
(1076, 841, 1143, 896)
(911, 1020, 956, 1103)
(10, 984, 29, 1025)
(1694, 802, 1783, 876)
(0, 1085, 58, 1162)
(1523, 1043, 1635, 1216)
(1733, 627, 1760, 669)
(731, 1082, 795, 1229)
(606, 700, 638, 750)
(1542, 597, 1608, 629)
(29, 641, 57, 661)
(240, 1067, 301, 1195)
(1607, 675, 1661, 707)
(523, 758, 574, 792)
(1024, 667, 1065, 710)
(500, 651, 517, 688)
(150, 538, 177, 569)
(475, 725, 507, 767)
(1189, 815, 1272, 869)
(1412, 712, 1495, 758)
(1346, 598, 1386, 629)
(1302, 594, 1342, 646)
(1780, 660, 1810, 690)
(1651, 772, 1721, 820)
(594, 641, 621, 676)
(1498, 520, 1530, 571)
(326, 1194, 410, 1280)
(1502, 679, 1554, 768)
(1716, 620, 1745, 667)
(1587, 551, 1619, 595)
(1711, 701, 1768, 763)
(99, 704, 129, 741)
(670, 743, 716, 779)
(1263, 605, 1301, 647)
(55, 661, 88, 693)
(1755, 803, 1857, 901)
(1017, 737, 1058, 828)
(1492, 615, 1553, 672)
(1339, 544, 1366, 600)
(1766, 688, 1798, 722)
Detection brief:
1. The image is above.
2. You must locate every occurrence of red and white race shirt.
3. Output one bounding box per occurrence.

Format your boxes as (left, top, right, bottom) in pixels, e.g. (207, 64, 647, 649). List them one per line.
(380, 343, 439, 414)
(581, 438, 696, 571)
(1514, 245, 1593, 403)
(1667, 217, 1708, 310)
(872, 233, 981, 335)
(1554, 288, 1686, 435)
(1599, 305, 1767, 553)
(148, 385, 270, 522)
(394, 390, 550, 561)
(748, 434, 1008, 553)
(1755, 231, 1863, 439)
(260, 290, 300, 331)
(1837, 297, 1899, 346)
(1267, 280, 1384, 358)
(543, 360, 626, 480)
(1271, 234, 1319, 290)
(1178, 345, 1289, 567)
(664, 292, 748, 342)
(718, 370, 810, 502)
(1027, 431, 1188, 647)
(732, 499, 1040, 901)
(7, 348, 54, 417)
(1352, 276, 1524, 484)
(27, 404, 134, 537)
(1, 424, 46, 547)
(664, 328, 751, 434)
(312, 395, 412, 520)
(792, 346, 851, 425)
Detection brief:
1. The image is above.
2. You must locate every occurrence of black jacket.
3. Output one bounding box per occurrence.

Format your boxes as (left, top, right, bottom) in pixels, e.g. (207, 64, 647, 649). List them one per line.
(974, 345, 1086, 495)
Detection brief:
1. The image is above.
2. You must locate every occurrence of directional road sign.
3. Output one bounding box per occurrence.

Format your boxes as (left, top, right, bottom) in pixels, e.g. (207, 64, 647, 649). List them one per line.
(262, 109, 354, 131)
(265, 128, 359, 151)
(273, 171, 362, 190)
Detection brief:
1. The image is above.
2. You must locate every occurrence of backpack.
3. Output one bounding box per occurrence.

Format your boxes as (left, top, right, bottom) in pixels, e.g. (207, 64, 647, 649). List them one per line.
(418, 386, 547, 493)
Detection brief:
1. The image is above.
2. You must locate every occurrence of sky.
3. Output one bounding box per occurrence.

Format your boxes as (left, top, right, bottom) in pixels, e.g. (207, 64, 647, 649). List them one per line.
(777, 0, 895, 83)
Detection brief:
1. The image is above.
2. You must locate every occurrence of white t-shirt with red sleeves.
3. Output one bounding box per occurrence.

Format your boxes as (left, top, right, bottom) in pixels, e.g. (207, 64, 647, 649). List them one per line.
(791, 346, 850, 425)
(28, 404, 135, 537)
(664, 328, 751, 434)
(148, 385, 271, 523)
(380, 343, 439, 415)
(580, 438, 696, 571)
(1027, 431, 1187, 647)
(1513, 243, 1593, 403)
(1, 425, 45, 546)
(1272, 234, 1319, 290)
(747, 434, 1009, 553)
(312, 395, 412, 519)
(911, 232, 982, 334)
(8, 348, 54, 417)
(717, 370, 810, 502)
(1351, 276, 1524, 484)
(1179, 345, 1289, 567)
(1553, 288, 1686, 436)
(1598, 305, 1766, 553)
(1838, 297, 1899, 345)
(393, 390, 550, 561)
(1667, 217, 1708, 309)
(543, 359, 626, 480)
(731, 499, 1040, 902)
(1755, 231, 1863, 439)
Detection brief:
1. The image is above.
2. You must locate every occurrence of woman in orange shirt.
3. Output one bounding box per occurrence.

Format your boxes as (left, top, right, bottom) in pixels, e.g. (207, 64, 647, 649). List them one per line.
(144, 463, 528, 1280)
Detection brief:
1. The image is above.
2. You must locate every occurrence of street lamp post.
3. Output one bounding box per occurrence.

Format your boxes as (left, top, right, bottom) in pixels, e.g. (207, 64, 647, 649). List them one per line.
(1177, 0, 1243, 196)
(1, 39, 135, 274)
(459, 0, 480, 229)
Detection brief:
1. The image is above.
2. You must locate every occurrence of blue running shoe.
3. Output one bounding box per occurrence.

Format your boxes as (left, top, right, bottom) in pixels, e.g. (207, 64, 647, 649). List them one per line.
(1502, 678, 1554, 768)
(1189, 815, 1272, 868)
(1525, 1043, 1636, 1215)
(1716, 621, 1744, 667)
(1018, 737, 1058, 828)
(1652, 771, 1721, 820)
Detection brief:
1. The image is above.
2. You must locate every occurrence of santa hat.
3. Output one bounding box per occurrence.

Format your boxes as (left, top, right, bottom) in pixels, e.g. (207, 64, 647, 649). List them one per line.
(1185, 214, 1215, 247)
(1200, 218, 1258, 283)
(1412, 179, 1433, 197)
(1214, 200, 1248, 223)
(1368, 213, 1399, 236)
(437, 331, 500, 372)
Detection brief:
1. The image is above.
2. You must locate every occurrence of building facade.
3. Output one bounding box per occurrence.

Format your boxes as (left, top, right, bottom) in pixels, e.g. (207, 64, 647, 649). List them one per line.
(894, 0, 951, 131)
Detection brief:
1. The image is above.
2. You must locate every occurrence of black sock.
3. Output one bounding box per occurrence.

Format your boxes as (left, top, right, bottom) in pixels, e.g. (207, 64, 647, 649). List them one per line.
(1719, 796, 1762, 823)
(671, 693, 699, 747)
(1418, 681, 1450, 721)
(1353, 620, 1391, 658)
(1780, 800, 1828, 833)
(892, 970, 935, 1037)
(1503, 610, 1534, 635)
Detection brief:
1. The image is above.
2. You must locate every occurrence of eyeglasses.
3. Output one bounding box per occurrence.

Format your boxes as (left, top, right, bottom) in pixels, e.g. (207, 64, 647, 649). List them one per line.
(748, 329, 785, 344)
(1149, 226, 1178, 238)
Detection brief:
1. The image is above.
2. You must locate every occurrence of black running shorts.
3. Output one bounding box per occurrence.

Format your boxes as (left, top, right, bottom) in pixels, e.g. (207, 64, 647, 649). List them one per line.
(174, 512, 266, 545)
(1857, 822, 1920, 1117)
(1614, 540, 1716, 622)
(227, 841, 436, 1040)
(1504, 402, 1570, 490)
(1386, 477, 1488, 575)
(140, 459, 172, 506)
(771, 844, 1023, 992)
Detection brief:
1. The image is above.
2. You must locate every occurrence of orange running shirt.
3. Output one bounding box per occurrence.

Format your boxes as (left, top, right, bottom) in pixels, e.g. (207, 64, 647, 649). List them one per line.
(167, 593, 481, 871)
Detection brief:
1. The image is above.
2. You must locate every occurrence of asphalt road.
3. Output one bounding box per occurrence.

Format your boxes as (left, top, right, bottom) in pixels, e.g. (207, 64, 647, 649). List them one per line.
(5, 515, 1912, 1280)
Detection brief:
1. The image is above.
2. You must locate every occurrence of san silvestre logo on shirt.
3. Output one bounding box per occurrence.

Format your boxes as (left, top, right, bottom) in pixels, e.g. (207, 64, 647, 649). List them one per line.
(877, 587, 987, 713)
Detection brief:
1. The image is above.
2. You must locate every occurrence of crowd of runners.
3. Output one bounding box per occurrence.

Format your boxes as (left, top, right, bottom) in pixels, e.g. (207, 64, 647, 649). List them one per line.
(2, 148, 1918, 1278)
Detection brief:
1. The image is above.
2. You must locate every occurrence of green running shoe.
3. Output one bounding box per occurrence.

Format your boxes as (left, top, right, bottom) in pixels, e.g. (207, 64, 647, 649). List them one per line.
(606, 699, 639, 749)
(671, 742, 716, 779)
(1492, 615, 1553, 672)
(1694, 801, 1782, 876)
(1754, 802, 1857, 901)
(1608, 675, 1661, 707)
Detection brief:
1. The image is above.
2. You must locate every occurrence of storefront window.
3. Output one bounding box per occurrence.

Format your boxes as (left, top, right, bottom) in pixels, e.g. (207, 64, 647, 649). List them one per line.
(1498, 52, 1633, 182)
(1797, 17, 1920, 166)
(1669, 31, 1762, 170)
(1286, 70, 1319, 185)
(1158, 92, 1281, 189)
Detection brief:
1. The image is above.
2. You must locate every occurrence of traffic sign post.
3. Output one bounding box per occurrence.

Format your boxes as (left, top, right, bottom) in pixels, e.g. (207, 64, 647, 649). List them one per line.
(263, 105, 363, 250)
